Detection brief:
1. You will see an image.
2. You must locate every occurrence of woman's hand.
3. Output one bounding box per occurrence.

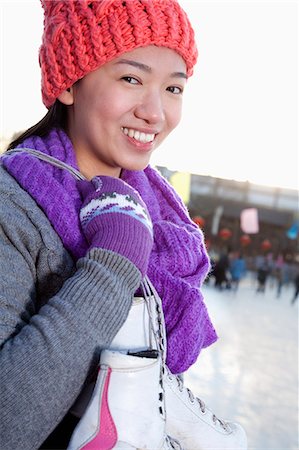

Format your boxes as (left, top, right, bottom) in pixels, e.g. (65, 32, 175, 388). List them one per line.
(78, 176, 153, 277)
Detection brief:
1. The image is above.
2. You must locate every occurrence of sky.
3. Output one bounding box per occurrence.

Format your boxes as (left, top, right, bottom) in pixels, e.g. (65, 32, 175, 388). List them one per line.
(0, 0, 298, 191)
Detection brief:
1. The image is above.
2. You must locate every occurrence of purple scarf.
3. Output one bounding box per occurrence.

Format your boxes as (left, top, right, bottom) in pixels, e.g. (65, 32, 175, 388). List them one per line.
(2, 128, 217, 373)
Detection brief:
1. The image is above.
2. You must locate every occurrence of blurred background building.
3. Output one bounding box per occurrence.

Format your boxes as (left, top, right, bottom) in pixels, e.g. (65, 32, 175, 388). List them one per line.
(159, 166, 299, 283)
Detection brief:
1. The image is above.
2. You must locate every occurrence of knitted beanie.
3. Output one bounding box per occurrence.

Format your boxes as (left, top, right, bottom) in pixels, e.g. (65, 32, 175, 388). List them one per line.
(39, 0, 198, 108)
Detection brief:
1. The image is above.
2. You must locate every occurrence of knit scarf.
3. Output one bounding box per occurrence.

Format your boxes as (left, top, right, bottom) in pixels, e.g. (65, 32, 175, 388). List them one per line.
(2, 128, 217, 373)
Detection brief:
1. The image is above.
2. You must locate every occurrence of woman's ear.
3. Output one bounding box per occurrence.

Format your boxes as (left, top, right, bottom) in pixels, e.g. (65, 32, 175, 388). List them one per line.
(58, 87, 74, 105)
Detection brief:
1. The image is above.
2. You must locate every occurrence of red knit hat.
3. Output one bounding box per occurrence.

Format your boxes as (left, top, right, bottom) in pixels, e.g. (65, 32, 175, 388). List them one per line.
(39, 0, 198, 108)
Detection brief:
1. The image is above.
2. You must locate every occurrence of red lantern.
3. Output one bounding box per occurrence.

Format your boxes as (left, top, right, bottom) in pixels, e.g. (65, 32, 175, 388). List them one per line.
(219, 228, 232, 240)
(261, 239, 271, 251)
(193, 216, 205, 228)
(205, 238, 211, 250)
(240, 234, 251, 247)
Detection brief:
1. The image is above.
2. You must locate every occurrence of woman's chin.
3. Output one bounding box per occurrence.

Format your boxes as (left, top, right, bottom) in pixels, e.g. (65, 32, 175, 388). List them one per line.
(121, 159, 151, 173)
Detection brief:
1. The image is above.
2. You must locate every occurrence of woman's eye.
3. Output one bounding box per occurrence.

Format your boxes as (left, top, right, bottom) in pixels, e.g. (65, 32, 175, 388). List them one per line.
(167, 86, 183, 95)
(122, 76, 140, 85)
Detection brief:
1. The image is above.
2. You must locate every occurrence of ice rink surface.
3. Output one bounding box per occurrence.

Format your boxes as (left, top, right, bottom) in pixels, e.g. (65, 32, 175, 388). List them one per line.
(184, 274, 298, 450)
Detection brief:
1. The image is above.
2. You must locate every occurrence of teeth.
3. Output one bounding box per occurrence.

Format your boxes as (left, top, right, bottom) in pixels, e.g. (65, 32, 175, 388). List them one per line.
(128, 129, 135, 138)
(122, 127, 155, 143)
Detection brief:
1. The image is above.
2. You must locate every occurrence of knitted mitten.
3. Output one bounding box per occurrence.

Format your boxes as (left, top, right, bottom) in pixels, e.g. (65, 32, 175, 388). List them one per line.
(78, 176, 153, 277)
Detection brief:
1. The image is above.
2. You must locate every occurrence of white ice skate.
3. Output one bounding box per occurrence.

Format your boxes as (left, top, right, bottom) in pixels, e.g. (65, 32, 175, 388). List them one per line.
(165, 367, 248, 449)
(68, 349, 182, 450)
(112, 277, 248, 450)
(70, 276, 247, 450)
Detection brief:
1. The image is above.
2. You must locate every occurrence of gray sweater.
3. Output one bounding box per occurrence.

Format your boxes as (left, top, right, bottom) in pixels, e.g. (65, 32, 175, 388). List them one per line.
(0, 166, 141, 449)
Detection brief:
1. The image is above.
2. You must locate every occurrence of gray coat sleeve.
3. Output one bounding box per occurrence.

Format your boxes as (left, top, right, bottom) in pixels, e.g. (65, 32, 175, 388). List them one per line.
(0, 184, 141, 449)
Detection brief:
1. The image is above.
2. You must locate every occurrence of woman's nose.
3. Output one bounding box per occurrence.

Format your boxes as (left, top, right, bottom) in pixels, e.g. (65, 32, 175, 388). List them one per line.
(134, 90, 165, 124)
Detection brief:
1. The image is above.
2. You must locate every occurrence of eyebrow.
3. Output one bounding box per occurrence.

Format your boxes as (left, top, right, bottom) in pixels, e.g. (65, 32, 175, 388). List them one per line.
(115, 59, 187, 79)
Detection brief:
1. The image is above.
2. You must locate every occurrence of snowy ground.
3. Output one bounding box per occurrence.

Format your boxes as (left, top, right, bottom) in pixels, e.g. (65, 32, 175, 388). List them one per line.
(184, 274, 298, 450)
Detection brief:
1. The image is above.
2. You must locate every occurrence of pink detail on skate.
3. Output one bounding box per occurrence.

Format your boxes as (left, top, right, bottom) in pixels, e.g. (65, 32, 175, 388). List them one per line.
(81, 367, 117, 450)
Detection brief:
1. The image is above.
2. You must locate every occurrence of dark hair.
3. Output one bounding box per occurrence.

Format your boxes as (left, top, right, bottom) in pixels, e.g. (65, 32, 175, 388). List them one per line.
(7, 100, 67, 150)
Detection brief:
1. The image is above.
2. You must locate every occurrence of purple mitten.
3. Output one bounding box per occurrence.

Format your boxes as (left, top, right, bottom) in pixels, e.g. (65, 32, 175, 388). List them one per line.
(79, 176, 153, 277)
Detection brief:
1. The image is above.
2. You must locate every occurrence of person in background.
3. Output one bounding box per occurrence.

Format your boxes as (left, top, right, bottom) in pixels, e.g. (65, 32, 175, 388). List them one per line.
(0, 1, 247, 449)
(229, 251, 247, 292)
(256, 254, 270, 293)
(213, 249, 230, 290)
(291, 270, 299, 305)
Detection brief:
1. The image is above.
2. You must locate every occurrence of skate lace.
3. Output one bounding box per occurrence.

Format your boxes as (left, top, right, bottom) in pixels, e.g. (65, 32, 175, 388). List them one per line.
(2, 148, 86, 180)
(141, 276, 167, 420)
(167, 369, 229, 432)
(165, 435, 183, 450)
(140, 276, 167, 365)
(140, 277, 230, 434)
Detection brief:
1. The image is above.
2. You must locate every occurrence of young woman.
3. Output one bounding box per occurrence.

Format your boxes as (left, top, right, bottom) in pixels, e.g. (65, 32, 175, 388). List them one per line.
(0, 1, 247, 449)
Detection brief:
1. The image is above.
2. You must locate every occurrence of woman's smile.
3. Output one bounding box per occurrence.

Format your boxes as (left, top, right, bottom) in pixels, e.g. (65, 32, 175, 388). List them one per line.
(121, 127, 156, 144)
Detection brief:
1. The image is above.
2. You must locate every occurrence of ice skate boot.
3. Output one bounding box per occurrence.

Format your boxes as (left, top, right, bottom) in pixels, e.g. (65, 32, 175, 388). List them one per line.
(69, 294, 159, 418)
(164, 367, 248, 449)
(131, 278, 248, 450)
(68, 349, 182, 450)
(71, 276, 247, 449)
